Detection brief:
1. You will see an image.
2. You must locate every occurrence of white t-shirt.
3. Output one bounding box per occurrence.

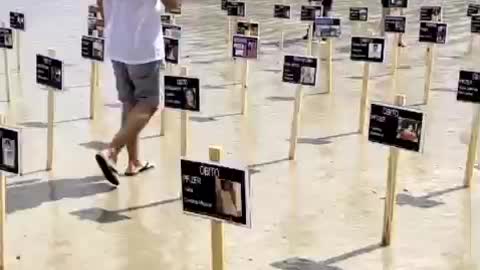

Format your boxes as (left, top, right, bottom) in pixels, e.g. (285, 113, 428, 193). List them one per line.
(103, 0, 165, 64)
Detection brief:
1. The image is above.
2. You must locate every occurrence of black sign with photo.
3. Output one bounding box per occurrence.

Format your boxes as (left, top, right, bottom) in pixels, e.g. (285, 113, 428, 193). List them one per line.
(385, 16, 406, 33)
(221, 0, 228, 10)
(227, 1, 246, 17)
(232, 35, 258, 59)
(420, 6, 442, 21)
(163, 24, 182, 39)
(282, 55, 318, 86)
(10, 12, 25, 31)
(467, 4, 480, 16)
(236, 21, 259, 37)
(88, 5, 99, 18)
(164, 76, 200, 112)
(164, 37, 179, 64)
(161, 15, 172, 24)
(0, 126, 20, 174)
(315, 17, 341, 38)
(382, 0, 408, 8)
(181, 158, 250, 227)
(0, 28, 13, 49)
(81, 36, 105, 62)
(88, 17, 104, 38)
(350, 37, 385, 63)
(457, 70, 480, 104)
(349, 7, 368, 21)
(274, 4, 291, 19)
(419, 22, 447, 44)
(472, 15, 480, 33)
(301, 5, 323, 21)
(369, 103, 425, 152)
(36, 54, 63, 90)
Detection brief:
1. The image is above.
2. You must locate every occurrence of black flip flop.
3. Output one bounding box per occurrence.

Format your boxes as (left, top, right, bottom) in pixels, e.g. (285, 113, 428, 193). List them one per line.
(124, 162, 155, 177)
(95, 153, 120, 186)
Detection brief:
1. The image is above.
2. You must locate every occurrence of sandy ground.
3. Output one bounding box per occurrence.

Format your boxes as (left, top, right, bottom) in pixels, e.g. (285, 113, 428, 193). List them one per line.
(0, 0, 479, 269)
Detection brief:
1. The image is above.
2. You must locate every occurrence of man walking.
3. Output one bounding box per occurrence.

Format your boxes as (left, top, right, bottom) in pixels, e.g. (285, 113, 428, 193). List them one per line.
(95, 0, 177, 185)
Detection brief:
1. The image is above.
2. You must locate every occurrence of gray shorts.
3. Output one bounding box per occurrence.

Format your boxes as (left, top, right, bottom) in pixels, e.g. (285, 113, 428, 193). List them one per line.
(111, 60, 162, 108)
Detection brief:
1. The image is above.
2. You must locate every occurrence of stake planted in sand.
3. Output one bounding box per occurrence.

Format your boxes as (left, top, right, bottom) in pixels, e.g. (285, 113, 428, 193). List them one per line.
(0, 23, 12, 102)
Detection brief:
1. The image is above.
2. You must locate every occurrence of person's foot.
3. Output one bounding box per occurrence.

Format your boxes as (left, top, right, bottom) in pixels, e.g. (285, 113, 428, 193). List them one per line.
(124, 160, 155, 177)
(302, 34, 309, 40)
(95, 150, 119, 185)
(398, 41, 407, 48)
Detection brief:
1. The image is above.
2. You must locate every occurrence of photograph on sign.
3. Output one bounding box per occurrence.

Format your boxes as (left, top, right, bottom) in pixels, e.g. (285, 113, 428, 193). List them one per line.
(349, 7, 368, 21)
(382, 0, 407, 8)
(181, 158, 251, 227)
(163, 24, 182, 39)
(350, 37, 385, 63)
(385, 16, 406, 33)
(472, 15, 480, 34)
(420, 6, 442, 22)
(457, 70, 480, 104)
(0, 28, 13, 49)
(164, 37, 179, 64)
(232, 35, 258, 59)
(88, 5, 99, 18)
(161, 15, 172, 24)
(315, 17, 341, 38)
(369, 103, 425, 152)
(236, 21, 259, 37)
(282, 55, 318, 86)
(0, 126, 21, 175)
(164, 76, 200, 112)
(301, 5, 323, 21)
(88, 17, 104, 38)
(81, 36, 105, 62)
(167, 4, 182, 15)
(468, 4, 480, 16)
(274, 4, 291, 19)
(227, 2, 246, 17)
(419, 22, 447, 44)
(10, 12, 25, 31)
(36, 54, 63, 90)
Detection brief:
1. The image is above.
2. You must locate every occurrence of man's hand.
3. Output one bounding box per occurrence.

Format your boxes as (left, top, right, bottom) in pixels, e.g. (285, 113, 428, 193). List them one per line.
(97, 0, 104, 19)
(162, 0, 181, 11)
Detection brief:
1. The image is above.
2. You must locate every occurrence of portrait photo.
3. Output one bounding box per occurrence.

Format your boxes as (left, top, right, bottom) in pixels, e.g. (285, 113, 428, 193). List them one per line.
(215, 177, 242, 218)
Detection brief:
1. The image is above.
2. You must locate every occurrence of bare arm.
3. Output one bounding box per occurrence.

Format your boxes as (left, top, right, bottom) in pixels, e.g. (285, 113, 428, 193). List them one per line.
(97, 0, 104, 20)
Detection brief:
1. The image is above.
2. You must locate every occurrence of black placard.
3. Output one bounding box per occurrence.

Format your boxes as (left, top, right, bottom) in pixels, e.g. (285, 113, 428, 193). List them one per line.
(221, 0, 228, 10)
(88, 17, 104, 38)
(282, 55, 318, 86)
(419, 22, 447, 44)
(81, 36, 105, 62)
(0, 28, 13, 49)
(163, 24, 182, 39)
(227, 1, 246, 17)
(301, 5, 323, 21)
(236, 21, 259, 37)
(9, 12, 25, 31)
(88, 5, 99, 18)
(181, 159, 250, 227)
(385, 16, 406, 33)
(350, 37, 385, 63)
(161, 15, 172, 24)
(468, 4, 480, 16)
(36, 54, 63, 90)
(382, 0, 408, 8)
(164, 37, 179, 64)
(0, 126, 21, 174)
(349, 7, 368, 21)
(164, 76, 200, 111)
(274, 4, 291, 19)
(232, 35, 258, 59)
(420, 6, 442, 21)
(315, 17, 341, 38)
(472, 15, 480, 33)
(457, 70, 480, 103)
(369, 103, 425, 152)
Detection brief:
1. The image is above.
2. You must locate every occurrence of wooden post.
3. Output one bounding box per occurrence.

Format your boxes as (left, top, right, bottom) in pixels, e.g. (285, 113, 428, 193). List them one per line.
(381, 94, 406, 247)
(209, 146, 225, 270)
(89, 61, 98, 119)
(46, 48, 56, 171)
(391, 34, 400, 95)
(280, 20, 285, 50)
(423, 44, 435, 104)
(288, 84, 304, 160)
(326, 38, 333, 94)
(464, 105, 480, 187)
(227, 16, 232, 44)
(307, 22, 314, 56)
(15, 30, 21, 73)
(358, 62, 371, 134)
(180, 66, 189, 157)
(1, 22, 11, 103)
(0, 114, 5, 270)
(240, 58, 249, 115)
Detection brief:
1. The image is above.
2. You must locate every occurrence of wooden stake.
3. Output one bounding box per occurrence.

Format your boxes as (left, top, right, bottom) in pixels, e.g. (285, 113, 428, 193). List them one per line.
(288, 84, 304, 160)
(180, 66, 189, 157)
(0, 114, 5, 270)
(240, 58, 249, 115)
(1, 22, 11, 103)
(423, 44, 435, 104)
(358, 62, 371, 134)
(209, 146, 225, 270)
(381, 94, 406, 247)
(326, 38, 333, 94)
(307, 22, 314, 56)
(89, 61, 97, 119)
(280, 20, 285, 50)
(227, 16, 232, 44)
(464, 105, 480, 187)
(46, 48, 56, 171)
(15, 30, 21, 73)
(391, 34, 400, 95)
